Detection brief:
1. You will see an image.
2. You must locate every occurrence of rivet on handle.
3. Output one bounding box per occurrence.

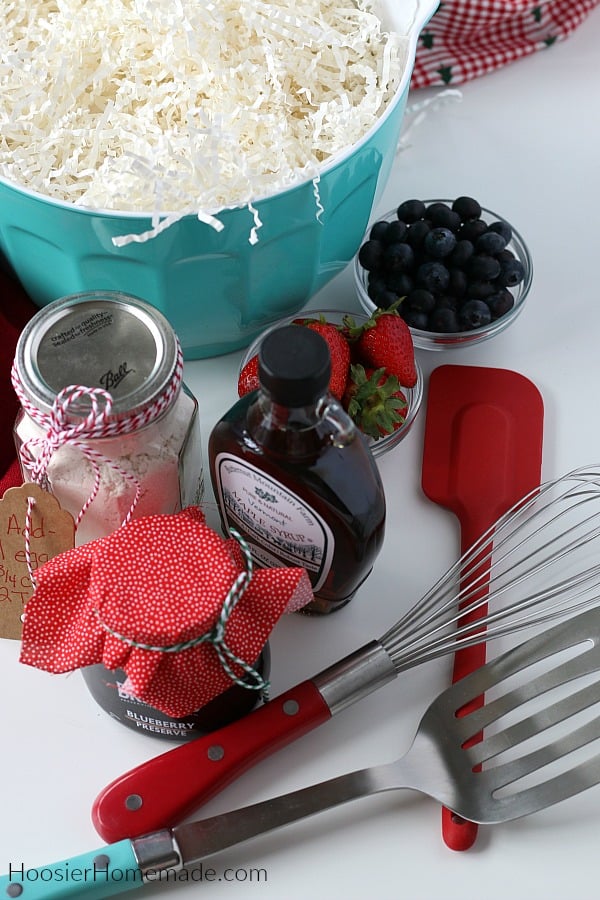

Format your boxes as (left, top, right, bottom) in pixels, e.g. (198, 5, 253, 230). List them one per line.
(207, 745, 225, 761)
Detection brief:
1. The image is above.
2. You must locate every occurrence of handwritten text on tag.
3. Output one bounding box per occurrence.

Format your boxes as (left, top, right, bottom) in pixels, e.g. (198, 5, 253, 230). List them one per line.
(0, 483, 75, 640)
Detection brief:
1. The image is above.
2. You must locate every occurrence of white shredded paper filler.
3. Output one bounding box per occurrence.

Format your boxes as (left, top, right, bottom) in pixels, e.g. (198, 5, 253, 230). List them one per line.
(0, 0, 408, 241)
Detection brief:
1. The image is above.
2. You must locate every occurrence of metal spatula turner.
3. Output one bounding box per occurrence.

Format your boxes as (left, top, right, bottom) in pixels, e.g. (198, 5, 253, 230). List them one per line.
(6, 607, 600, 899)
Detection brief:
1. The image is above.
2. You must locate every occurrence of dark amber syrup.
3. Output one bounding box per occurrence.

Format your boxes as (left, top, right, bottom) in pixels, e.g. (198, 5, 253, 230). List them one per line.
(209, 393, 386, 614)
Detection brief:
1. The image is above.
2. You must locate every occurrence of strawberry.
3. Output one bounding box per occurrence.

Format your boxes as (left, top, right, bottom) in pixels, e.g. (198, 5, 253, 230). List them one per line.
(342, 364, 408, 439)
(237, 353, 260, 397)
(239, 318, 352, 401)
(298, 317, 351, 401)
(346, 308, 417, 388)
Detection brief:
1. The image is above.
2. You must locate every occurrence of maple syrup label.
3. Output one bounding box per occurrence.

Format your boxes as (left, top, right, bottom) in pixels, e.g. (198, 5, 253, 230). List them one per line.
(0, 483, 75, 640)
(214, 454, 334, 591)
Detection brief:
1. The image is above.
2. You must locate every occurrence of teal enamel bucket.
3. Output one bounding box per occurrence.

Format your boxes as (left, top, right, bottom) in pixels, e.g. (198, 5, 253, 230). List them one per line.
(0, 0, 438, 359)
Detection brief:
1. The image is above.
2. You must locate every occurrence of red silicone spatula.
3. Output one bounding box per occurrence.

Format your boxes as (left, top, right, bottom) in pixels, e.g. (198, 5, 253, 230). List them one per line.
(421, 364, 544, 852)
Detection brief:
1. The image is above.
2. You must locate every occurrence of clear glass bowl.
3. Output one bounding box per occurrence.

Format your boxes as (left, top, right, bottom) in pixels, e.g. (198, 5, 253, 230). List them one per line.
(238, 310, 423, 458)
(354, 200, 533, 350)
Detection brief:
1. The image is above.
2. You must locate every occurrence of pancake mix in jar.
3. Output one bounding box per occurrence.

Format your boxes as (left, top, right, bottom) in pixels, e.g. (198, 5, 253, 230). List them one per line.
(12, 291, 204, 545)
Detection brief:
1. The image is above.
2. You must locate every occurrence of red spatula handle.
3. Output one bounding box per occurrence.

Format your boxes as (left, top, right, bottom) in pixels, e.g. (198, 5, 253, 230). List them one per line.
(92, 679, 331, 843)
(443, 516, 491, 851)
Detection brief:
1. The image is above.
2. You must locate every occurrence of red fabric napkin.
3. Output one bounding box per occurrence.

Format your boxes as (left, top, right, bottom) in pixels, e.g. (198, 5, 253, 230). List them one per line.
(412, 0, 600, 89)
(20, 506, 313, 717)
(0, 267, 37, 495)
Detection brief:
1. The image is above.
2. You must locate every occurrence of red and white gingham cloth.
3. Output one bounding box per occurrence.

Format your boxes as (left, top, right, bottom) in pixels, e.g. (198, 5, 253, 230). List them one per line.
(411, 0, 600, 88)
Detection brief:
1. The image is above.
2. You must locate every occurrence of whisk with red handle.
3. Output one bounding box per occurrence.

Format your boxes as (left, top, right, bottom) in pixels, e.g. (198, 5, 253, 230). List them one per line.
(92, 465, 600, 844)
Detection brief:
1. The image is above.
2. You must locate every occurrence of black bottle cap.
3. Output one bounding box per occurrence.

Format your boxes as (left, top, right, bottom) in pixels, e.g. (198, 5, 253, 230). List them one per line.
(258, 324, 331, 406)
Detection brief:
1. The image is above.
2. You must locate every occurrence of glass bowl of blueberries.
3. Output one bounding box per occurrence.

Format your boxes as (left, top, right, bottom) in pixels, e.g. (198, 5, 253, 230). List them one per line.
(353, 197, 533, 350)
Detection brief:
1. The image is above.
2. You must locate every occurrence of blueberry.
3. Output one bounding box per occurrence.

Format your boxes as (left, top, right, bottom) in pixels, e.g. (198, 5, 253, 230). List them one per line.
(426, 202, 461, 231)
(417, 260, 450, 293)
(410, 248, 429, 271)
(377, 290, 403, 310)
(486, 289, 515, 318)
(476, 231, 508, 254)
(466, 254, 501, 281)
(449, 268, 468, 297)
(466, 280, 496, 300)
(458, 299, 492, 330)
(488, 220, 513, 243)
(385, 271, 413, 296)
(459, 219, 488, 243)
(429, 307, 459, 332)
(382, 219, 408, 244)
(406, 219, 431, 249)
(367, 274, 386, 301)
(449, 239, 474, 268)
(397, 199, 426, 223)
(496, 248, 516, 264)
(369, 220, 389, 241)
(497, 257, 525, 287)
(452, 196, 482, 221)
(435, 294, 459, 312)
(424, 226, 457, 259)
(384, 241, 414, 273)
(406, 288, 435, 313)
(358, 239, 383, 271)
(365, 278, 396, 306)
(402, 308, 429, 329)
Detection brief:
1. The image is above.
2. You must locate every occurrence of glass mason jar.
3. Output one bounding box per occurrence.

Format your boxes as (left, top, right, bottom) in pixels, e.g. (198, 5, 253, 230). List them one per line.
(12, 291, 204, 545)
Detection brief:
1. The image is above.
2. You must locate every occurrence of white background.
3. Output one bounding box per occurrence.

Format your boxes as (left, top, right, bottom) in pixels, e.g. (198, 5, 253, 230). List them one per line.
(2, 5, 600, 898)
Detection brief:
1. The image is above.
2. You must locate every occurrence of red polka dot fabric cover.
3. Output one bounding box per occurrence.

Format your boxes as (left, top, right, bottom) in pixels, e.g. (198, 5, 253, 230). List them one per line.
(411, 0, 600, 89)
(19, 507, 313, 717)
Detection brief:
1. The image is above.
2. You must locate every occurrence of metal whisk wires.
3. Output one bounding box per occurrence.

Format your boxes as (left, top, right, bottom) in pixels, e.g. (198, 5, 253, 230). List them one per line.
(383, 465, 600, 671)
(89, 464, 600, 843)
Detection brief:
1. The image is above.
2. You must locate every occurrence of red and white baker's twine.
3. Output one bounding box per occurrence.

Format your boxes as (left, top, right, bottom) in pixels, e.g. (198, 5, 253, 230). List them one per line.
(11, 344, 184, 533)
(23, 496, 38, 594)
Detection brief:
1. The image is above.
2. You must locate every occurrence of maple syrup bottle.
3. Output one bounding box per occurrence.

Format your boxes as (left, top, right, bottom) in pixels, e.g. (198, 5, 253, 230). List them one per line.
(209, 325, 386, 614)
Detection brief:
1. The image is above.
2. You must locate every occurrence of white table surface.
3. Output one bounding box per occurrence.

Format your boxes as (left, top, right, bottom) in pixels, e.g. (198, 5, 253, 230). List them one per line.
(3, 7, 600, 898)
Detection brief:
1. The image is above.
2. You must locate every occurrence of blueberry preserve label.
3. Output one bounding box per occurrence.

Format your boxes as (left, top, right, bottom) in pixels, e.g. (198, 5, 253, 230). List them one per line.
(214, 454, 334, 591)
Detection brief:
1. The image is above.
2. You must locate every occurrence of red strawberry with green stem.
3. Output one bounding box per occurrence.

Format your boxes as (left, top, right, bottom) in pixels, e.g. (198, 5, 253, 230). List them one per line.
(345, 307, 417, 388)
(343, 364, 408, 439)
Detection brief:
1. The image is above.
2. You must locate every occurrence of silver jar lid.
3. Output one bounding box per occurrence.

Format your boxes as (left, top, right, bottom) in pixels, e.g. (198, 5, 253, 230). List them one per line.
(14, 291, 180, 418)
